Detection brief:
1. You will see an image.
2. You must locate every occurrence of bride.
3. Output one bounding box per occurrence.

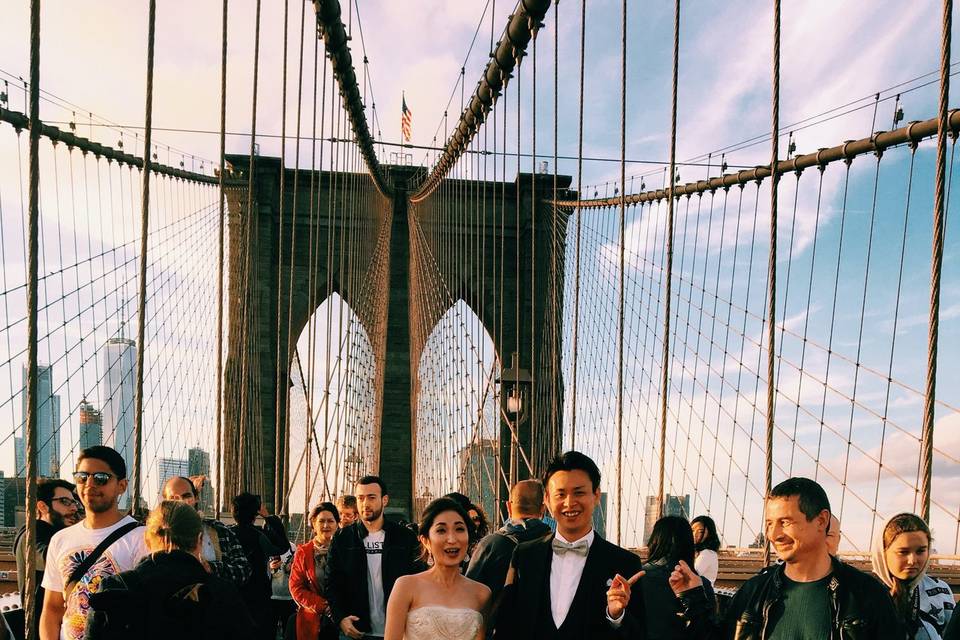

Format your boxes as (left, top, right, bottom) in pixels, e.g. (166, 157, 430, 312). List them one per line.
(384, 497, 491, 640)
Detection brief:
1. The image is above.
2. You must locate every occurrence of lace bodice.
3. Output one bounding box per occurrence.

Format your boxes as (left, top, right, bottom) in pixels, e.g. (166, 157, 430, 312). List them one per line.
(405, 605, 482, 640)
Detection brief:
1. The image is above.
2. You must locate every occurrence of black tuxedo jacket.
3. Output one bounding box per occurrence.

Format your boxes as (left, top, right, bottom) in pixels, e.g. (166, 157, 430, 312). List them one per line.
(494, 532, 646, 639)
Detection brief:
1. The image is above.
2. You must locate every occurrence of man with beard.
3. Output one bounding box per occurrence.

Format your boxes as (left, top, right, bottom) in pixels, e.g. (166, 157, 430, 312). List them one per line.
(161, 476, 251, 587)
(323, 475, 424, 640)
(39, 446, 149, 640)
(15, 479, 79, 634)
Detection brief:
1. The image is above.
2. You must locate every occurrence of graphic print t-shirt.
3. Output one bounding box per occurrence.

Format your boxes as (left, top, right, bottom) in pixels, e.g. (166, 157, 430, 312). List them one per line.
(41, 515, 149, 640)
(364, 529, 387, 635)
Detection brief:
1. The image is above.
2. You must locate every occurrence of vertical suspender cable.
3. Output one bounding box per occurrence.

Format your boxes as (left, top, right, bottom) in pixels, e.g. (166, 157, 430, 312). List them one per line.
(550, 0, 559, 455)
(273, 0, 289, 514)
(919, 0, 951, 523)
(517, 21, 543, 468)
(23, 0, 41, 634)
(570, 0, 585, 449)
(512, 61, 521, 487)
(657, 0, 680, 522)
(282, 0, 307, 516)
(215, 0, 229, 519)
(240, 0, 262, 495)
(530, 25, 537, 472)
(616, 0, 627, 545)
(132, 0, 157, 514)
(763, 0, 781, 565)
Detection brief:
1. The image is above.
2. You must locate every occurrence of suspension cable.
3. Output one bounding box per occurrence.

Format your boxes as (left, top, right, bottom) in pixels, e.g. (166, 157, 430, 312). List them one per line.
(22, 0, 42, 634)
(656, 0, 680, 522)
(131, 0, 157, 514)
(919, 0, 952, 522)
(215, 0, 228, 518)
(762, 0, 781, 566)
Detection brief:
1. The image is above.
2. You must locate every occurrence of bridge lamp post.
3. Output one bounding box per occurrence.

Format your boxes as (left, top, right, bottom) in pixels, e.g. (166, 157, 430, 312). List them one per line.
(496, 352, 532, 486)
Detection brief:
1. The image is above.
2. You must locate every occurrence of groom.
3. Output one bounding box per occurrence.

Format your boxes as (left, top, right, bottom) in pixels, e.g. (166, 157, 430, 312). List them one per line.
(494, 451, 646, 639)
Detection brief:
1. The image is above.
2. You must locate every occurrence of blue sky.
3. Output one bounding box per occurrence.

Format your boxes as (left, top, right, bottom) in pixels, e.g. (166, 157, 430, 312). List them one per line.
(0, 1, 957, 548)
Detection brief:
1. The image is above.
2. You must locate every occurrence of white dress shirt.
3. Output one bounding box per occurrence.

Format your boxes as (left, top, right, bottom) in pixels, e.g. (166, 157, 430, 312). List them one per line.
(550, 529, 595, 627)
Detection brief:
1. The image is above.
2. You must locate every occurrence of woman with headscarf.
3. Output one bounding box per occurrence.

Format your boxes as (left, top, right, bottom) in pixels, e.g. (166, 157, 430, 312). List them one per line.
(289, 501, 340, 640)
(872, 512, 953, 639)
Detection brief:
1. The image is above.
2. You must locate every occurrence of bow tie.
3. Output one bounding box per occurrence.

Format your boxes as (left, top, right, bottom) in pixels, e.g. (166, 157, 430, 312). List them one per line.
(552, 538, 590, 557)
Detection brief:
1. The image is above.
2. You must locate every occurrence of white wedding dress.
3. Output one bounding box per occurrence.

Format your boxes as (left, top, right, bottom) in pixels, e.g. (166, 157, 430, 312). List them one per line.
(405, 605, 483, 640)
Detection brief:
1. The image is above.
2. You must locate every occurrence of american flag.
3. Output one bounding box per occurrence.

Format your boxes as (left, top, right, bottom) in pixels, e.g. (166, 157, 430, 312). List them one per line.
(401, 95, 412, 143)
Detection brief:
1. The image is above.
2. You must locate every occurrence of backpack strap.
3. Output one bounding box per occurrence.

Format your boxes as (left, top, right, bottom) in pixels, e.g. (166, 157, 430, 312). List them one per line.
(65, 522, 142, 595)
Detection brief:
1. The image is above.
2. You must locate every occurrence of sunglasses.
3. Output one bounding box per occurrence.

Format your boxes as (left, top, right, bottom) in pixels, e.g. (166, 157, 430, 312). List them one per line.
(73, 471, 117, 486)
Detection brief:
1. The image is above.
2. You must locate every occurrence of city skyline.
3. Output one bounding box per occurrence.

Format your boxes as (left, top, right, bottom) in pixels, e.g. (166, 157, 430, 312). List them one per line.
(0, 0, 956, 552)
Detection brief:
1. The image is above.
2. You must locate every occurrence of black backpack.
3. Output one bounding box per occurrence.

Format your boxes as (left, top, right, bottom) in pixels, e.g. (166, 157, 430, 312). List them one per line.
(86, 574, 218, 639)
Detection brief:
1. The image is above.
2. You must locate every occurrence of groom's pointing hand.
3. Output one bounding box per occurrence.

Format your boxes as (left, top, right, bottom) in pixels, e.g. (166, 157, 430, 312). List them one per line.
(606, 570, 645, 619)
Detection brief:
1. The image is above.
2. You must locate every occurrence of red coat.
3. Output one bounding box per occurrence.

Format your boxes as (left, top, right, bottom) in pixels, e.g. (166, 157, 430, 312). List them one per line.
(289, 541, 330, 639)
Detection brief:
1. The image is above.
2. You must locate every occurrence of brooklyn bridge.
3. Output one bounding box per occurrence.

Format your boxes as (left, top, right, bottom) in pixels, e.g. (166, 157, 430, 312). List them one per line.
(1, 0, 959, 635)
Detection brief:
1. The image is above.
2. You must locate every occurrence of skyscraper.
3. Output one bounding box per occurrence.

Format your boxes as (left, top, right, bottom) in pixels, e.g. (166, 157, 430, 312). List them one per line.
(79, 400, 103, 450)
(458, 438, 497, 523)
(101, 336, 136, 505)
(15, 364, 61, 477)
(158, 458, 189, 488)
(643, 494, 690, 545)
(187, 447, 214, 511)
(14, 437, 23, 479)
(593, 492, 609, 538)
(188, 447, 210, 476)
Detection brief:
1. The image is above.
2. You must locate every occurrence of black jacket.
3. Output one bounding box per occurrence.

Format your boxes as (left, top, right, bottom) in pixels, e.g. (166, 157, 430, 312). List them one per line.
(677, 556, 904, 640)
(231, 515, 290, 605)
(466, 517, 552, 602)
(322, 518, 425, 634)
(641, 558, 716, 640)
(85, 549, 255, 640)
(494, 532, 646, 640)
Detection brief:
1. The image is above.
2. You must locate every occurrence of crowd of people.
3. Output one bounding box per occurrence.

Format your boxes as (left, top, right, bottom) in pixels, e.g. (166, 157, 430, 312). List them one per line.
(11, 443, 959, 639)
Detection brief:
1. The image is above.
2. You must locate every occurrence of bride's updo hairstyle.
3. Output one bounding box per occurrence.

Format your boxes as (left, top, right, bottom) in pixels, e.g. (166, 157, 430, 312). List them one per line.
(145, 499, 203, 552)
(417, 497, 475, 561)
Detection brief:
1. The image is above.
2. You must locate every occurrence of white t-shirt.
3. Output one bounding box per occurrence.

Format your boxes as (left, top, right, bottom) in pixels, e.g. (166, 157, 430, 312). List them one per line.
(364, 529, 387, 635)
(694, 548, 719, 585)
(41, 515, 149, 640)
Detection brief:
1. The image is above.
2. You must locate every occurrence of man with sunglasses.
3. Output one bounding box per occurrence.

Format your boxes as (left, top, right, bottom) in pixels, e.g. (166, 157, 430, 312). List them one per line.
(39, 446, 149, 640)
(15, 479, 78, 635)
